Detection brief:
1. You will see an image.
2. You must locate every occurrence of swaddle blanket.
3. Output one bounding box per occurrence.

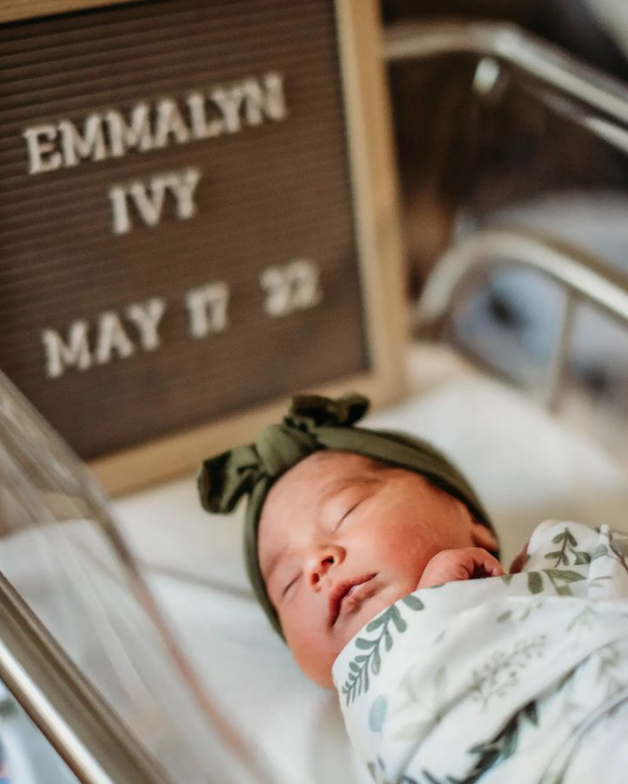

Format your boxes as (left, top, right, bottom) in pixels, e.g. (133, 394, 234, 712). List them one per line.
(332, 521, 628, 784)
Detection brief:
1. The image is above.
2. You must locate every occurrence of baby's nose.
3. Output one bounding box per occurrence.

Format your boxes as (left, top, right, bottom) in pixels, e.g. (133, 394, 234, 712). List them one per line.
(307, 545, 344, 587)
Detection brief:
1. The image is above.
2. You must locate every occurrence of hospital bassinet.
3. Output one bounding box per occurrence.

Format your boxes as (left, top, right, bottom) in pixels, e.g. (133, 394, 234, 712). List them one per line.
(1, 17, 628, 784)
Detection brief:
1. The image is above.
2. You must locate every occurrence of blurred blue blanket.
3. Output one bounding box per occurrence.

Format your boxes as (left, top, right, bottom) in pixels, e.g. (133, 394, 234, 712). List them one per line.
(333, 521, 628, 784)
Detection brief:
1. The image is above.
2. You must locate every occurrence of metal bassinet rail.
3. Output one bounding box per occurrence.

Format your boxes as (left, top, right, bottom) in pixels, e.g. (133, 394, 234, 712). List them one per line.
(416, 228, 628, 414)
(384, 20, 628, 138)
(385, 19, 628, 426)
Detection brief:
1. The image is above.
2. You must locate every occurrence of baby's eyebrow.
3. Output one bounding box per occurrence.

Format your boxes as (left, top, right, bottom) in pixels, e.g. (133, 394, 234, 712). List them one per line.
(320, 474, 377, 503)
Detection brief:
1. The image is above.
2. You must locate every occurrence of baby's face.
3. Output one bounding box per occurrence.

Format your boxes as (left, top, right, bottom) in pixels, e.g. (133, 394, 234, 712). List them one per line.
(258, 451, 496, 687)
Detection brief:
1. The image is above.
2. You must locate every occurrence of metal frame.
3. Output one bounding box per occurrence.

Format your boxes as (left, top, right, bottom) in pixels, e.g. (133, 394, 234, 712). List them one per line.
(416, 229, 628, 412)
(385, 19, 628, 413)
(0, 571, 173, 784)
(384, 20, 628, 133)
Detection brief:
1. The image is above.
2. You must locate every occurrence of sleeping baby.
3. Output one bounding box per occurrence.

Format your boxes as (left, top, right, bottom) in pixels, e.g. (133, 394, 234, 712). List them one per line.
(198, 393, 628, 784)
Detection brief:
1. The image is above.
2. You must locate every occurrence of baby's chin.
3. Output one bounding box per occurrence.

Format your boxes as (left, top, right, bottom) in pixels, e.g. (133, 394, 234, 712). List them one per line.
(293, 604, 390, 689)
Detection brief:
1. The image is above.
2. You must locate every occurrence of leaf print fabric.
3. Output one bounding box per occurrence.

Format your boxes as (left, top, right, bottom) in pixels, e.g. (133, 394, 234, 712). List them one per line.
(342, 597, 425, 704)
(332, 521, 628, 784)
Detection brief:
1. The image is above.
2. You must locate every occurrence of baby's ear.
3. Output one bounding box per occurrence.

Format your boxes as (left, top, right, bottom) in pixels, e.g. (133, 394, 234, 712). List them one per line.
(470, 518, 499, 554)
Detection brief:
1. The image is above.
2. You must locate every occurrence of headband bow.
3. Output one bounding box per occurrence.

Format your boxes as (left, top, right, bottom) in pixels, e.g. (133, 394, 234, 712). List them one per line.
(198, 393, 369, 515)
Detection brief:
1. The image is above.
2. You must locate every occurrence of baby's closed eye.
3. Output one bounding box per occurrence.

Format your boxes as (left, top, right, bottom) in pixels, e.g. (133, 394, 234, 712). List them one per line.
(333, 500, 364, 531)
(282, 572, 301, 598)
(322, 483, 374, 530)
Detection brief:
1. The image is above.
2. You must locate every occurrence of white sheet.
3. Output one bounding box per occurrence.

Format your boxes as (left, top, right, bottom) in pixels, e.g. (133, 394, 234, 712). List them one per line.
(114, 343, 628, 784)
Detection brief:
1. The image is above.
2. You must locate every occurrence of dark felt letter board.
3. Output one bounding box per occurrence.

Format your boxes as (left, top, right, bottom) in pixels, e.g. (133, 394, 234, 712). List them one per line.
(0, 0, 406, 493)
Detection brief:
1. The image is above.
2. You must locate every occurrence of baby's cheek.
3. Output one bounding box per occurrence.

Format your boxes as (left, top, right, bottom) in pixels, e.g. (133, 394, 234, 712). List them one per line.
(282, 603, 334, 684)
(394, 546, 440, 589)
(287, 627, 337, 688)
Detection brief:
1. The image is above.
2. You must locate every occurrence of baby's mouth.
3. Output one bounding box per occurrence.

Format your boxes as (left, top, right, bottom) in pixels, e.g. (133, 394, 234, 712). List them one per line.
(328, 574, 377, 627)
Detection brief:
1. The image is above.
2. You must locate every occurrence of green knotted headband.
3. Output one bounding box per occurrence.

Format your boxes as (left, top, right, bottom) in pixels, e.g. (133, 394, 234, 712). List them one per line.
(197, 392, 496, 637)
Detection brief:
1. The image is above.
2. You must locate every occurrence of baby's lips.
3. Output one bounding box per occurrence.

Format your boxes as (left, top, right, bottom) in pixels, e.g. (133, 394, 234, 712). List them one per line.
(328, 573, 377, 626)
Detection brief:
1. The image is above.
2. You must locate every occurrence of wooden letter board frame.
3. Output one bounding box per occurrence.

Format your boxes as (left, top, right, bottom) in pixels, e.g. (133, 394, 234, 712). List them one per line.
(0, 0, 406, 495)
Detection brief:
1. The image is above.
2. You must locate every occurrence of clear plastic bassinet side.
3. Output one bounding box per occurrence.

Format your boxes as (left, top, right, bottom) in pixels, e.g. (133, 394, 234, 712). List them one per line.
(0, 371, 258, 784)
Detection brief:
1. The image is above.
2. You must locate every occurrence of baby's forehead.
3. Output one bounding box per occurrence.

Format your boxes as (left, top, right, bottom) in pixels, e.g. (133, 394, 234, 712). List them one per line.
(268, 450, 383, 501)
(260, 450, 382, 524)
